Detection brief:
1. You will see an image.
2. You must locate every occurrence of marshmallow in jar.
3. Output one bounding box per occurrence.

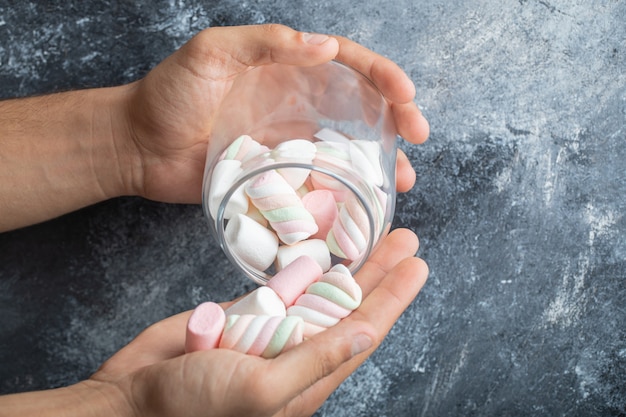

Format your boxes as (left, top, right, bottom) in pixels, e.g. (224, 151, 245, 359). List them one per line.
(203, 61, 397, 285)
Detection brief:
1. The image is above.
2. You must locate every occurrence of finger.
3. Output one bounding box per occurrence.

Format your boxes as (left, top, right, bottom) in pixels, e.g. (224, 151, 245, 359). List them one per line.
(355, 228, 420, 296)
(350, 256, 428, 333)
(267, 317, 376, 415)
(278, 256, 429, 416)
(182, 24, 339, 78)
(332, 36, 430, 145)
(333, 36, 415, 104)
(392, 101, 430, 145)
(396, 148, 417, 192)
(262, 230, 421, 413)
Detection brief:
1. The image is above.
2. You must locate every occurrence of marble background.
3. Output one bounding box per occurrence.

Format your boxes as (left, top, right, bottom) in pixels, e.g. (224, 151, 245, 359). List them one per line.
(1, 1, 624, 416)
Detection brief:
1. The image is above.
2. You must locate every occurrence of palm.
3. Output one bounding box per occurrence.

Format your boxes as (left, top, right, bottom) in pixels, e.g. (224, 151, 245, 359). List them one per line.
(91, 228, 427, 417)
(120, 25, 428, 205)
(125, 42, 246, 204)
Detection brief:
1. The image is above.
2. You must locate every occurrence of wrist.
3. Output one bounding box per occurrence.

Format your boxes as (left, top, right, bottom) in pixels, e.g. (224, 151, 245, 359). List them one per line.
(0, 379, 135, 417)
(87, 83, 142, 200)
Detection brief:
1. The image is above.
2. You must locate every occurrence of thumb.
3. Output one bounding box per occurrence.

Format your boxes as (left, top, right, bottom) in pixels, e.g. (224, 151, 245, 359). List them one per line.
(179, 24, 339, 77)
(264, 319, 375, 407)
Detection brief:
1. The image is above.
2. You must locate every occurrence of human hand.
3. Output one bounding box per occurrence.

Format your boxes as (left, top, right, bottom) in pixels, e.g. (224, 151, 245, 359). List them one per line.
(118, 24, 429, 204)
(84, 228, 427, 417)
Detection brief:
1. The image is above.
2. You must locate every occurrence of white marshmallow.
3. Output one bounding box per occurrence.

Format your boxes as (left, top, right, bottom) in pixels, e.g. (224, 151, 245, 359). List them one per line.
(314, 128, 351, 144)
(225, 286, 286, 317)
(350, 140, 384, 187)
(274, 139, 317, 190)
(208, 159, 249, 219)
(225, 213, 278, 272)
(276, 239, 332, 272)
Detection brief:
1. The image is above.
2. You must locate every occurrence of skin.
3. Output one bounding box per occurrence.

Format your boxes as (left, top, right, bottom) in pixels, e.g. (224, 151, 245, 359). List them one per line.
(0, 24, 429, 416)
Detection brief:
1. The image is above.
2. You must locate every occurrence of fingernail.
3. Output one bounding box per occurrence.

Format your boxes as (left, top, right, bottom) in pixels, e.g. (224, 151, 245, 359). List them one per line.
(351, 333, 373, 357)
(302, 32, 330, 45)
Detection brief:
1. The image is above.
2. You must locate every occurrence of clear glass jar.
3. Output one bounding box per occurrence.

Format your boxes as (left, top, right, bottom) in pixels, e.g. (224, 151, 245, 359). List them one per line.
(202, 61, 397, 285)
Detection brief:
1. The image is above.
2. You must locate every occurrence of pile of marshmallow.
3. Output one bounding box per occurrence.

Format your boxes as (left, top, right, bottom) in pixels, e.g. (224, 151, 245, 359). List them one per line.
(185, 254, 362, 358)
(207, 128, 389, 275)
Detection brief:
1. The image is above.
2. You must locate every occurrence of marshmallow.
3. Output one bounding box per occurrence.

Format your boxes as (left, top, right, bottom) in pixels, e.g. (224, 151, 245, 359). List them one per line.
(185, 302, 226, 353)
(296, 181, 311, 197)
(276, 239, 331, 272)
(245, 170, 318, 245)
(219, 314, 303, 359)
(301, 189, 338, 240)
(371, 183, 389, 233)
(225, 213, 279, 272)
(274, 139, 317, 189)
(349, 140, 384, 187)
(314, 128, 352, 144)
(266, 255, 323, 307)
(287, 264, 362, 338)
(314, 140, 351, 167)
(326, 196, 370, 260)
(310, 142, 352, 202)
(225, 286, 286, 317)
(310, 171, 350, 203)
(208, 159, 249, 219)
(245, 204, 268, 228)
(221, 134, 269, 163)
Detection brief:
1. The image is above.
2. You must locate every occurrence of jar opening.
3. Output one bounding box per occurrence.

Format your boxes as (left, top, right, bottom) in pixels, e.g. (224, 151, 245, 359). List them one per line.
(212, 163, 378, 285)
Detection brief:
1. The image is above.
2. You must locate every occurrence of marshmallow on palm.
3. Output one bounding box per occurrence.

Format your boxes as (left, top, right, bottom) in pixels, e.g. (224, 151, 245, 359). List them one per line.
(225, 286, 286, 317)
(287, 264, 362, 338)
(219, 314, 304, 359)
(185, 257, 360, 358)
(185, 302, 226, 353)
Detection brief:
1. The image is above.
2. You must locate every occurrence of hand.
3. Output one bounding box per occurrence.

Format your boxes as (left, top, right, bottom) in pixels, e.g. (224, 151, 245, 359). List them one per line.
(85, 228, 427, 417)
(120, 24, 429, 204)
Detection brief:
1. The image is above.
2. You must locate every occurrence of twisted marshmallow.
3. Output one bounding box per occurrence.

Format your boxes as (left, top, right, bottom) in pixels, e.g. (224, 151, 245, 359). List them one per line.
(219, 314, 303, 359)
(310, 141, 351, 202)
(326, 195, 370, 260)
(245, 170, 318, 245)
(287, 264, 362, 338)
(350, 140, 384, 187)
(221, 134, 269, 163)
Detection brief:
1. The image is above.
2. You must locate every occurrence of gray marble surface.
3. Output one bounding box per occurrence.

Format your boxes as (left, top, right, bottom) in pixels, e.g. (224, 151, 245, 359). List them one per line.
(1, 1, 625, 416)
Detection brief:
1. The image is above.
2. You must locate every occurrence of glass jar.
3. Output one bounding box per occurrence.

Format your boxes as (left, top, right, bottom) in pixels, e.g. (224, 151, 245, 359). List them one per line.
(202, 60, 397, 285)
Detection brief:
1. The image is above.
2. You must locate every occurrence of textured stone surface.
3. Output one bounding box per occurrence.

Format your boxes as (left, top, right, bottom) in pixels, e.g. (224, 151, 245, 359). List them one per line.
(1, 1, 625, 416)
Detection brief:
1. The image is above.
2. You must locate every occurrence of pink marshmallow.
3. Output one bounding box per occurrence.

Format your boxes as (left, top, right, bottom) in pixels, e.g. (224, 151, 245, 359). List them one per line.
(301, 190, 338, 239)
(266, 255, 323, 306)
(185, 302, 226, 353)
(310, 171, 350, 202)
